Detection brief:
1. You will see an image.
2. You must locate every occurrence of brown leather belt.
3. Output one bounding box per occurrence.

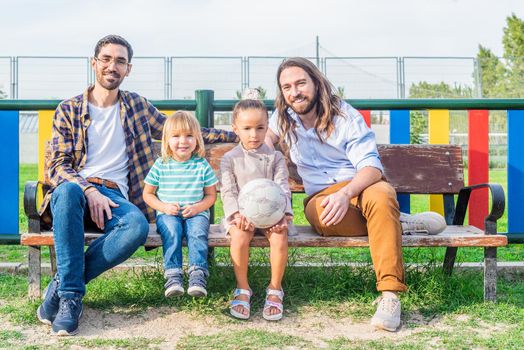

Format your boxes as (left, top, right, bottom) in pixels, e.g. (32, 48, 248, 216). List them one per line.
(87, 177, 119, 190)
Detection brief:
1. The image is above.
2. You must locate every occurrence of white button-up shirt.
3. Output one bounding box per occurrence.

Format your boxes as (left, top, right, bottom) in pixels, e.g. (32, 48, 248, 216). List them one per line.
(269, 101, 383, 195)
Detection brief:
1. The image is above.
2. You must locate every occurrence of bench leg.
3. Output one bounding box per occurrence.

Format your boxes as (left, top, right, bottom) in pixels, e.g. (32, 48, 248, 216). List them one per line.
(207, 247, 215, 267)
(484, 247, 497, 302)
(443, 247, 458, 275)
(28, 246, 41, 300)
(49, 246, 57, 276)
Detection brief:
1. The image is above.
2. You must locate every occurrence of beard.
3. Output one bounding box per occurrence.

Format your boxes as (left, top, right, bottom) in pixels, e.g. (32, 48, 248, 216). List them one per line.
(96, 69, 123, 90)
(289, 94, 317, 115)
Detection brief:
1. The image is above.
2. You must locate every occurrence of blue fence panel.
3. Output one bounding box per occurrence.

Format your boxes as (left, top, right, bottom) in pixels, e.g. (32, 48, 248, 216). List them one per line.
(507, 109, 524, 235)
(389, 109, 410, 213)
(0, 110, 19, 235)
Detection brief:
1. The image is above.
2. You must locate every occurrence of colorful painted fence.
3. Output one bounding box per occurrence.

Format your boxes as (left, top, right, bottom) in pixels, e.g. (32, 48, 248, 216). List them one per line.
(1, 96, 524, 243)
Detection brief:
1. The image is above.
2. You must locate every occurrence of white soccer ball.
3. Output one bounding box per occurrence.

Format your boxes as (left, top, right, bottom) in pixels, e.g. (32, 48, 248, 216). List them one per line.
(238, 178, 287, 229)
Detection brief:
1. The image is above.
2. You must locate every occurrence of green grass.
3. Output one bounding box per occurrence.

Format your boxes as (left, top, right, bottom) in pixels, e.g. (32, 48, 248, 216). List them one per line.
(59, 337, 165, 349)
(1, 264, 523, 349)
(0, 330, 24, 349)
(176, 329, 312, 350)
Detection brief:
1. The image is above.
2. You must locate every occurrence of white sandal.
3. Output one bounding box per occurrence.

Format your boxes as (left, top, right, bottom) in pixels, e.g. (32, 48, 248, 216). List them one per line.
(263, 288, 284, 321)
(230, 288, 252, 320)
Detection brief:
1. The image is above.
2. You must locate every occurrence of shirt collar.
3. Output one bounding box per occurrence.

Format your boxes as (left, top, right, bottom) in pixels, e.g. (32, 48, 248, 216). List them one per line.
(239, 142, 272, 155)
(80, 86, 131, 116)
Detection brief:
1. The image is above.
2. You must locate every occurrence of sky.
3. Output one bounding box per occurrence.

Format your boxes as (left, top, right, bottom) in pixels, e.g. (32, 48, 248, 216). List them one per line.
(2, 0, 524, 58)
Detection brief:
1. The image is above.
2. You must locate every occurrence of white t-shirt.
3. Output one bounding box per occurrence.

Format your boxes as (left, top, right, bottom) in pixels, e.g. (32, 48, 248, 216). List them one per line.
(79, 102, 130, 198)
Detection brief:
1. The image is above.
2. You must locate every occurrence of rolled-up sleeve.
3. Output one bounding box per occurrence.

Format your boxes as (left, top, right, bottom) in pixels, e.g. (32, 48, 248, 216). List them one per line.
(344, 115, 384, 174)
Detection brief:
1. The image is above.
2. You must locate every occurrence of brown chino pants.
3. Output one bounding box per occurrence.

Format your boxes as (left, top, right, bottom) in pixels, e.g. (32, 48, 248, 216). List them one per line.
(304, 180, 407, 292)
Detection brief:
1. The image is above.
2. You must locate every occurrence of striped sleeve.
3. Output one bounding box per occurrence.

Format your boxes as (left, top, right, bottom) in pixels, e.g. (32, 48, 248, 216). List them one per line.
(202, 160, 218, 187)
(144, 159, 161, 186)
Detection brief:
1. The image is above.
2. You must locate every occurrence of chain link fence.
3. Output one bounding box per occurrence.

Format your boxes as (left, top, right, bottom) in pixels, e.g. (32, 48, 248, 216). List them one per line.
(17, 57, 90, 99)
(325, 57, 399, 98)
(2, 55, 519, 100)
(0, 57, 13, 99)
(403, 57, 480, 98)
(171, 57, 243, 100)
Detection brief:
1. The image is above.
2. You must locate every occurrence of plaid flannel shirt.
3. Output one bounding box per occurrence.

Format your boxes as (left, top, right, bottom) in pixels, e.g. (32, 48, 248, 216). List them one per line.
(40, 86, 238, 222)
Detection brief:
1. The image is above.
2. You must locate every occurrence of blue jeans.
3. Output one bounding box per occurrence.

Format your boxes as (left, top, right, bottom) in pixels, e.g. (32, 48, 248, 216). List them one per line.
(156, 213, 209, 276)
(50, 182, 149, 298)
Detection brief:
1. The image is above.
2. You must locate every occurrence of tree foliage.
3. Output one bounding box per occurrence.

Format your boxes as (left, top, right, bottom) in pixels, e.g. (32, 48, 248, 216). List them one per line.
(406, 13, 524, 143)
(478, 13, 524, 97)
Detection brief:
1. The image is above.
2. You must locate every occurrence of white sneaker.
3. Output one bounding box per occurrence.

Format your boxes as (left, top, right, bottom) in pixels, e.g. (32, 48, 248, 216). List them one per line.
(400, 212, 447, 235)
(370, 296, 401, 332)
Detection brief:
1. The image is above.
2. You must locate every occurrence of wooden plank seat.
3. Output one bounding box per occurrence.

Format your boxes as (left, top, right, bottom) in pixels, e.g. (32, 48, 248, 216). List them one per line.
(22, 225, 507, 248)
(22, 143, 507, 301)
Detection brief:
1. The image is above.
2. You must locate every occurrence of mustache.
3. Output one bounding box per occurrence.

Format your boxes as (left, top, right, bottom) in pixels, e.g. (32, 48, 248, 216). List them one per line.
(103, 70, 121, 78)
(292, 94, 307, 102)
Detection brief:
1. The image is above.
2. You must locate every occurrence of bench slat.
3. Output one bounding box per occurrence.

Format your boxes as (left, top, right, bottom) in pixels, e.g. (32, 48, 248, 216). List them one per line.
(21, 224, 507, 248)
(204, 144, 466, 194)
(43, 143, 465, 195)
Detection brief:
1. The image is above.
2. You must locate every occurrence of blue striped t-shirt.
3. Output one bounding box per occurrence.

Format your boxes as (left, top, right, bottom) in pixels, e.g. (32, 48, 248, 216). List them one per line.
(144, 156, 218, 218)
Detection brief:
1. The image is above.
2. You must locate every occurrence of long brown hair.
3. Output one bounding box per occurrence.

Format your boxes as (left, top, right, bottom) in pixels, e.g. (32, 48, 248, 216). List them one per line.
(275, 57, 344, 146)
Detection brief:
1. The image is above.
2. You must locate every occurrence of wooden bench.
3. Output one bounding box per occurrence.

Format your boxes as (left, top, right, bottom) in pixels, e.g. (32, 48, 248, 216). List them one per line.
(22, 143, 507, 301)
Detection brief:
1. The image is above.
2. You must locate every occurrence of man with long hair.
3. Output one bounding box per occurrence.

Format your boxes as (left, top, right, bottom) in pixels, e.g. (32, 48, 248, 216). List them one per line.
(266, 57, 406, 332)
(36, 35, 237, 336)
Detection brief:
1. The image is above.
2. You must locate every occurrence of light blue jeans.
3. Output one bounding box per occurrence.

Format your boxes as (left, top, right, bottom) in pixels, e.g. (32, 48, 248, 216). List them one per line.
(156, 213, 209, 276)
(50, 182, 149, 298)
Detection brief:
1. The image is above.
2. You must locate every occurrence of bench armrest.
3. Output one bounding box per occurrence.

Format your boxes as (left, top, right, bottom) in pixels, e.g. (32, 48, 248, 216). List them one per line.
(24, 181, 51, 233)
(23, 181, 40, 220)
(453, 183, 505, 234)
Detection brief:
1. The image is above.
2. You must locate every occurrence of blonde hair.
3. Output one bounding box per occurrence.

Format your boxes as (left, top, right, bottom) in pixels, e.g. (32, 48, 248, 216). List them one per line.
(161, 111, 205, 162)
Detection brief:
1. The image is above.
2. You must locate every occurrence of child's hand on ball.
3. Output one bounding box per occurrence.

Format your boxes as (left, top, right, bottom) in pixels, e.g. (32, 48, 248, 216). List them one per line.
(267, 216, 289, 234)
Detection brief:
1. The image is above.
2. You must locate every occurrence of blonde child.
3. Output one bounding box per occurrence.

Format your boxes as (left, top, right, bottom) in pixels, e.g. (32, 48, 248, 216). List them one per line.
(143, 111, 217, 298)
(220, 90, 293, 321)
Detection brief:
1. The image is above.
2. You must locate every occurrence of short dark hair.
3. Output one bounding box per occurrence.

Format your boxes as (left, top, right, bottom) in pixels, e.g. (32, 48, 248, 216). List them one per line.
(94, 35, 134, 62)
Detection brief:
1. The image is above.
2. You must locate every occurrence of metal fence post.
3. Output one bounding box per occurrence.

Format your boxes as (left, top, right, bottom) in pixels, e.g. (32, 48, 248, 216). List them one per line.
(11, 57, 19, 99)
(474, 58, 483, 98)
(399, 57, 406, 98)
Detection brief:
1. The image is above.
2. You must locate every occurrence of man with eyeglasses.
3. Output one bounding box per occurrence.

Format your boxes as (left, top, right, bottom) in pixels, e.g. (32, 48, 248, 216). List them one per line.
(36, 35, 237, 336)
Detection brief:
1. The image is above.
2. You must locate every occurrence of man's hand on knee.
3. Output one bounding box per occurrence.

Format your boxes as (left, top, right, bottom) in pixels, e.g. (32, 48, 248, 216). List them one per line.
(86, 190, 119, 230)
(320, 191, 350, 226)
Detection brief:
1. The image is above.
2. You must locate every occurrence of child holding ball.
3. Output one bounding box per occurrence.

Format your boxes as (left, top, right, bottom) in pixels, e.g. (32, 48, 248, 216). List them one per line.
(220, 89, 293, 321)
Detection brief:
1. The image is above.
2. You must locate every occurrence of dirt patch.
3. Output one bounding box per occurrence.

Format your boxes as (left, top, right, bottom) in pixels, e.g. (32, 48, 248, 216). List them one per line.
(3, 306, 440, 349)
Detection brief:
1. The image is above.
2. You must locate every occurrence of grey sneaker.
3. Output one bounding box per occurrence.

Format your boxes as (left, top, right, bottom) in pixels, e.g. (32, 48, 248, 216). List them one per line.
(164, 273, 184, 297)
(187, 268, 208, 297)
(370, 296, 401, 332)
(400, 212, 447, 235)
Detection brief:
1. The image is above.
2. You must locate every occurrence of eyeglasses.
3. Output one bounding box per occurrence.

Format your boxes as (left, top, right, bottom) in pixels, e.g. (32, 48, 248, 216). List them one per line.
(94, 56, 129, 68)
